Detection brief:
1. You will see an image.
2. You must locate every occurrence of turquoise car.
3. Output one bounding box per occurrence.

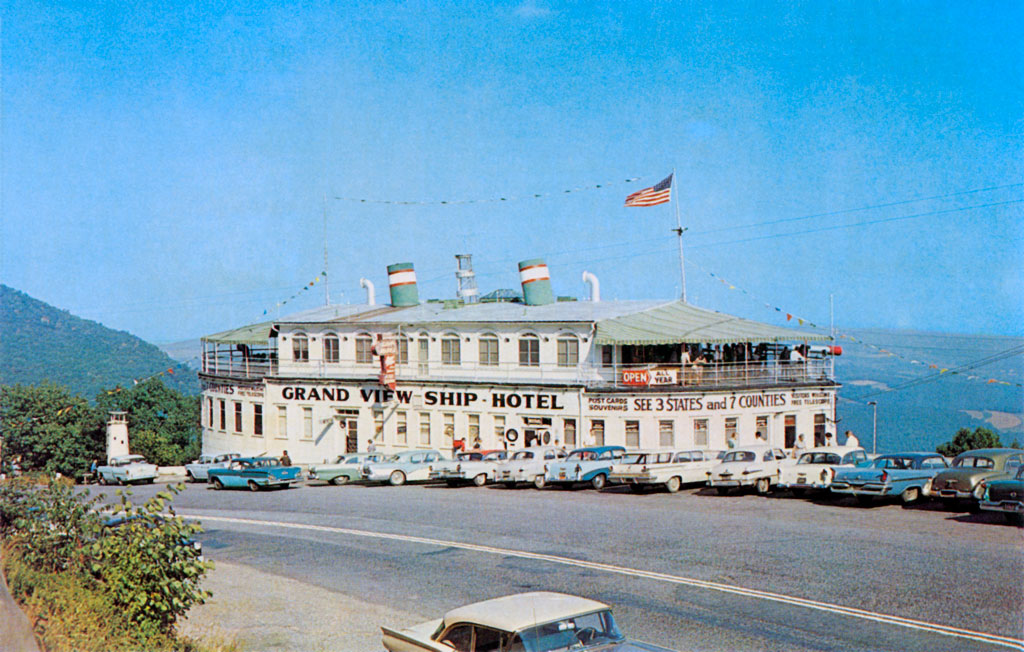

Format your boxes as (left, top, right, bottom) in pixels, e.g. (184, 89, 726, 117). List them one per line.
(830, 452, 949, 504)
(207, 457, 302, 491)
(545, 445, 627, 490)
(308, 452, 385, 485)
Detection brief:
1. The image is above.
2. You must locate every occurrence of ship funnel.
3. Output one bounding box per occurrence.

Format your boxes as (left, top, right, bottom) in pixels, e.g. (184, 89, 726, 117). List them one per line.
(387, 263, 419, 306)
(518, 258, 554, 306)
(582, 271, 600, 302)
(359, 278, 376, 305)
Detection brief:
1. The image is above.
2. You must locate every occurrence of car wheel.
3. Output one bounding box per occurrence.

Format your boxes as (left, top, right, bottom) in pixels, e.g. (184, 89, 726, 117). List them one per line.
(186, 471, 195, 483)
(389, 471, 406, 486)
(212, 478, 224, 490)
(472, 474, 487, 487)
(900, 487, 920, 504)
(119, 478, 127, 486)
(666, 477, 682, 494)
(248, 480, 260, 492)
(591, 474, 607, 490)
(533, 475, 546, 490)
(716, 486, 731, 495)
(330, 475, 349, 486)
(98, 475, 107, 486)
(755, 477, 771, 495)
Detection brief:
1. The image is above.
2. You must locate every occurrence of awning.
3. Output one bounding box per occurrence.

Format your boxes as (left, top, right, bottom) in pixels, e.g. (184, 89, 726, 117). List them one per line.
(594, 301, 830, 345)
(202, 321, 276, 345)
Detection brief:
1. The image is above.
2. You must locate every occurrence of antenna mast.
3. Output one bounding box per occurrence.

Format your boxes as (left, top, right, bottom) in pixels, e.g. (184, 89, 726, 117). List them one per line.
(323, 193, 330, 305)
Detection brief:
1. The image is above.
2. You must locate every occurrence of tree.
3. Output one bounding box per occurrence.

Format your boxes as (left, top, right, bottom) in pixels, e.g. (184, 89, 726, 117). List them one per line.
(94, 379, 201, 465)
(936, 427, 1002, 457)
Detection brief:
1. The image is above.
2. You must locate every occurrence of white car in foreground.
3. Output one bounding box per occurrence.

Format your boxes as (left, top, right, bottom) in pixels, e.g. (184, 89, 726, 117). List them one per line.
(611, 449, 725, 493)
(777, 446, 868, 495)
(707, 445, 790, 495)
(381, 591, 677, 652)
(429, 449, 509, 486)
(495, 446, 567, 489)
(97, 455, 159, 485)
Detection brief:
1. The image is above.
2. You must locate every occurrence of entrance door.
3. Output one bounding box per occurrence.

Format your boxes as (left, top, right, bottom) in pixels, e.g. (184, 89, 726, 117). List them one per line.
(345, 419, 359, 453)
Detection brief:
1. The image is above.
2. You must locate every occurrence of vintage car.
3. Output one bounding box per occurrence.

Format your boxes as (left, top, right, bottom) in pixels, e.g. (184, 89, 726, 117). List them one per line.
(495, 446, 568, 489)
(928, 448, 1024, 508)
(980, 463, 1024, 524)
(207, 456, 302, 491)
(381, 591, 676, 652)
(707, 445, 790, 495)
(610, 449, 725, 493)
(830, 451, 949, 504)
(97, 455, 159, 485)
(777, 446, 868, 495)
(184, 452, 241, 482)
(308, 452, 386, 485)
(545, 445, 627, 490)
(363, 449, 446, 486)
(429, 449, 509, 486)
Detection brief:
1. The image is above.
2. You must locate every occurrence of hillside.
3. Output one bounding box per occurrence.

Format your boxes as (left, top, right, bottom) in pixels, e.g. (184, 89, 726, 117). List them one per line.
(0, 285, 199, 398)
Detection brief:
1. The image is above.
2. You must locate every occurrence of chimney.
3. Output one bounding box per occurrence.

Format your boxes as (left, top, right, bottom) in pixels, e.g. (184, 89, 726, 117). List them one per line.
(518, 258, 554, 306)
(387, 262, 419, 307)
(582, 271, 600, 302)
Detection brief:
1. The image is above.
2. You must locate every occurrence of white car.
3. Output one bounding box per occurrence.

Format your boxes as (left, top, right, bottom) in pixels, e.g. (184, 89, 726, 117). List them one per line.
(778, 446, 869, 495)
(381, 591, 677, 652)
(495, 446, 568, 489)
(611, 449, 725, 493)
(97, 455, 159, 485)
(362, 449, 446, 486)
(184, 452, 241, 482)
(707, 445, 791, 495)
(429, 449, 509, 486)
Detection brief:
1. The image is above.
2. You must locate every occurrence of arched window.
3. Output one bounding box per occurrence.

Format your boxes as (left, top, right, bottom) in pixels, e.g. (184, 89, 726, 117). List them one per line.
(557, 334, 579, 367)
(441, 332, 461, 366)
(519, 333, 540, 367)
(324, 333, 340, 364)
(292, 333, 309, 362)
(478, 333, 499, 367)
(355, 333, 374, 364)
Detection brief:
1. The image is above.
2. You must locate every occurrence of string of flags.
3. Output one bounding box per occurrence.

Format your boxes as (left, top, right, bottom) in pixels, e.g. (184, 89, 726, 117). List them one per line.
(333, 177, 642, 205)
(131, 367, 177, 386)
(263, 271, 327, 315)
(693, 260, 1023, 389)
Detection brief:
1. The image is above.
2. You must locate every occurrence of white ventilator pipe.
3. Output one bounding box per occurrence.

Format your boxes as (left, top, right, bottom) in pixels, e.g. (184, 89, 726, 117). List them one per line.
(582, 271, 600, 302)
(359, 278, 376, 305)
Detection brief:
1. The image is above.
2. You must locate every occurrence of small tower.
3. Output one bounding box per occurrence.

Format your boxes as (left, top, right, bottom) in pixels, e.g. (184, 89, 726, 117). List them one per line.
(106, 411, 130, 461)
(455, 254, 479, 304)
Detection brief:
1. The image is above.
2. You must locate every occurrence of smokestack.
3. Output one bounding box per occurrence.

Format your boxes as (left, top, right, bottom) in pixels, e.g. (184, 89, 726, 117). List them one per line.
(359, 278, 376, 305)
(518, 258, 554, 306)
(582, 271, 600, 302)
(387, 263, 419, 307)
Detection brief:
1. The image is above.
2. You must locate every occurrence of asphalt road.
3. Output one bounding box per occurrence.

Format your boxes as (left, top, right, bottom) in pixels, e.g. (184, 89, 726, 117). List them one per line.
(90, 480, 1024, 652)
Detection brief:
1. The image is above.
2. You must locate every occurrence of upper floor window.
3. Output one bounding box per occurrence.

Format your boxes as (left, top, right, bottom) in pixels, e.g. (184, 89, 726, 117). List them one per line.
(479, 334, 499, 367)
(557, 335, 579, 367)
(519, 333, 540, 367)
(324, 333, 340, 364)
(397, 337, 409, 365)
(292, 333, 309, 362)
(441, 333, 461, 366)
(356, 333, 374, 364)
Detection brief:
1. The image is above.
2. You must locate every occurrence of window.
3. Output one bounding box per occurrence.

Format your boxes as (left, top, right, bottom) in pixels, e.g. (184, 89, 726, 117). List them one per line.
(373, 410, 384, 443)
(303, 407, 313, 440)
(659, 420, 675, 447)
(591, 419, 605, 446)
(693, 418, 708, 447)
(324, 333, 340, 363)
(519, 334, 540, 366)
(756, 415, 768, 441)
(219, 399, 226, 430)
(626, 420, 640, 447)
(234, 401, 243, 433)
(397, 338, 409, 365)
(468, 414, 480, 446)
(277, 405, 288, 439)
(442, 333, 461, 365)
(253, 404, 263, 437)
(356, 334, 373, 364)
(564, 418, 577, 447)
(493, 415, 505, 443)
(396, 412, 407, 444)
(292, 333, 309, 362)
(814, 413, 827, 447)
(602, 345, 614, 368)
(724, 417, 738, 445)
(784, 414, 797, 448)
(557, 336, 579, 367)
(439, 625, 473, 650)
(479, 335, 499, 367)
(419, 413, 431, 445)
(443, 412, 455, 446)
(206, 397, 213, 427)
(418, 337, 429, 374)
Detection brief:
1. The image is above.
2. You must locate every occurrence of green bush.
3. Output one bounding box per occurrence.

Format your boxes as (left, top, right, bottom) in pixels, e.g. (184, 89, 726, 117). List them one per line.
(936, 427, 1002, 457)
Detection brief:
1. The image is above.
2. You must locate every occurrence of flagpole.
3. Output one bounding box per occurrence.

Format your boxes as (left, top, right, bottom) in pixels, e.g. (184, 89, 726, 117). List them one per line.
(323, 192, 330, 306)
(671, 169, 687, 302)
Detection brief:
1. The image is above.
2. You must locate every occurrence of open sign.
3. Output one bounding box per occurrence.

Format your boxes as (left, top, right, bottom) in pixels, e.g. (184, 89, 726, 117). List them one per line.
(622, 370, 650, 386)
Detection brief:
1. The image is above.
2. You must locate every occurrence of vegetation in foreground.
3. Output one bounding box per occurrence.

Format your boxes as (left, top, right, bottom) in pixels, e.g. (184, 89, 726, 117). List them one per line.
(0, 476, 233, 652)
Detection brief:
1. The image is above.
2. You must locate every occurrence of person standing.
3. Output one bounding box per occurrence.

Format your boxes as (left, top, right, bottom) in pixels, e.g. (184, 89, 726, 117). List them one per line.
(367, 440, 377, 453)
(727, 432, 738, 449)
(843, 430, 860, 447)
(792, 434, 808, 458)
(280, 450, 292, 466)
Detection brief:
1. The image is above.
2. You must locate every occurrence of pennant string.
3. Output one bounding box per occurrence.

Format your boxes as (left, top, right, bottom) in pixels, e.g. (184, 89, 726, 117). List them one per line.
(334, 177, 642, 205)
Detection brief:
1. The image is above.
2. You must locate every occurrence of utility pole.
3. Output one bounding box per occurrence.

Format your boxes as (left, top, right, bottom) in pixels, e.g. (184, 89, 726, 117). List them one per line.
(868, 401, 878, 454)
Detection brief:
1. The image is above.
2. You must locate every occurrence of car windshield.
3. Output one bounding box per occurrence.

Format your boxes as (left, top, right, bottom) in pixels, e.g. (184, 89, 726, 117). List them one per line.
(723, 451, 755, 463)
(953, 456, 994, 469)
(511, 609, 624, 652)
(457, 452, 482, 461)
(567, 451, 597, 461)
(875, 457, 914, 469)
(483, 452, 506, 461)
(798, 452, 841, 465)
(511, 451, 535, 460)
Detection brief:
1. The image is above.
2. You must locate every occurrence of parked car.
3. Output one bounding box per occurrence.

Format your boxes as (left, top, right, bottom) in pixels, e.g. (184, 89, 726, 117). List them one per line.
(707, 445, 790, 495)
(980, 463, 1024, 524)
(185, 452, 241, 482)
(830, 452, 949, 504)
(207, 457, 302, 491)
(429, 449, 508, 486)
(545, 446, 626, 490)
(610, 449, 725, 493)
(308, 452, 385, 485)
(363, 449, 445, 486)
(97, 455, 159, 485)
(777, 446, 868, 496)
(495, 446, 568, 489)
(381, 591, 677, 652)
(928, 448, 1024, 509)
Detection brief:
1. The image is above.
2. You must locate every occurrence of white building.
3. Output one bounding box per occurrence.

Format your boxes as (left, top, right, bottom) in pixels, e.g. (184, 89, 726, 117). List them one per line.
(199, 260, 838, 462)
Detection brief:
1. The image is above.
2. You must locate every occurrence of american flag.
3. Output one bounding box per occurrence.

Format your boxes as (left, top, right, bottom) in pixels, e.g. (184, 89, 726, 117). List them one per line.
(624, 173, 673, 207)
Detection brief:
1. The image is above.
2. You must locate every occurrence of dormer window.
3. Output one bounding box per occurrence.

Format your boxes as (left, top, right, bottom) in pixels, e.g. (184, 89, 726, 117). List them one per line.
(356, 333, 374, 364)
(442, 332, 461, 366)
(292, 333, 309, 362)
(519, 333, 540, 367)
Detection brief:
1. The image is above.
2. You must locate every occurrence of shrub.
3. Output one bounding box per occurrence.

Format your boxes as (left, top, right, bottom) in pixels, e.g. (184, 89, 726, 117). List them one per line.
(936, 427, 1002, 457)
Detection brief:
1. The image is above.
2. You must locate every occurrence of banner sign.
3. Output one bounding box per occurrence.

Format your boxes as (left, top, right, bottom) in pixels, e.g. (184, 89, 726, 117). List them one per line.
(374, 336, 397, 390)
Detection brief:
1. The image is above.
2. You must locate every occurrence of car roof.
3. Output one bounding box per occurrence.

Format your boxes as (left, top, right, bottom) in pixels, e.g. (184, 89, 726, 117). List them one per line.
(237, 456, 279, 463)
(878, 451, 944, 459)
(728, 445, 775, 454)
(568, 446, 626, 454)
(443, 592, 609, 632)
(953, 448, 1023, 458)
(802, 446, 863, 454)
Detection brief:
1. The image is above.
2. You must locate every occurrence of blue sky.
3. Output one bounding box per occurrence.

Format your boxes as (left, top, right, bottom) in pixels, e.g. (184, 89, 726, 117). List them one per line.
(1, 1, 1022, 343)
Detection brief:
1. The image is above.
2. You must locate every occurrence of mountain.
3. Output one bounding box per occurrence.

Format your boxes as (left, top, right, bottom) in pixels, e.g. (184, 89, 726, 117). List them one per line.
(0, 285, 200, 398)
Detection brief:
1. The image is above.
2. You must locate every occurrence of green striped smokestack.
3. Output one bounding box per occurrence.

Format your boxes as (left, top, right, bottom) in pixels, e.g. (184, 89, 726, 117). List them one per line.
(518, 258, 554, 306)
(387, 262, 419, 307)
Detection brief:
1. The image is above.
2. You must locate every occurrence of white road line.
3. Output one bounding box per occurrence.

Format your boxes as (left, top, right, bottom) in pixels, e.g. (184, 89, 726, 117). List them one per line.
(184, 513, 1024, 651)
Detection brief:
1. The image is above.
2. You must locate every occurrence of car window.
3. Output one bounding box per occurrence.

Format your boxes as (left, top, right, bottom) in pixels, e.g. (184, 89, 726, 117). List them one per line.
(724, 451, 755, 463)
(774, 450, 788, 460)
(409, 454, 424, 463)
(620, 454, 643, 464)
(439, 624, 473, 651)
(656, 452, 673, 463)
(954, 456, 994, 469)
(763, 450, 775, 461)
(921, 457, 947, 469)
(473, 626, 505, 652)
(513, 451, 534, 460)
(674, 452, 692, 463)
(543, 451, 559, 460)
(483, 452, 505, 461)
(1004, 455, 1023, 473)
(842, 451, 866, 464)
